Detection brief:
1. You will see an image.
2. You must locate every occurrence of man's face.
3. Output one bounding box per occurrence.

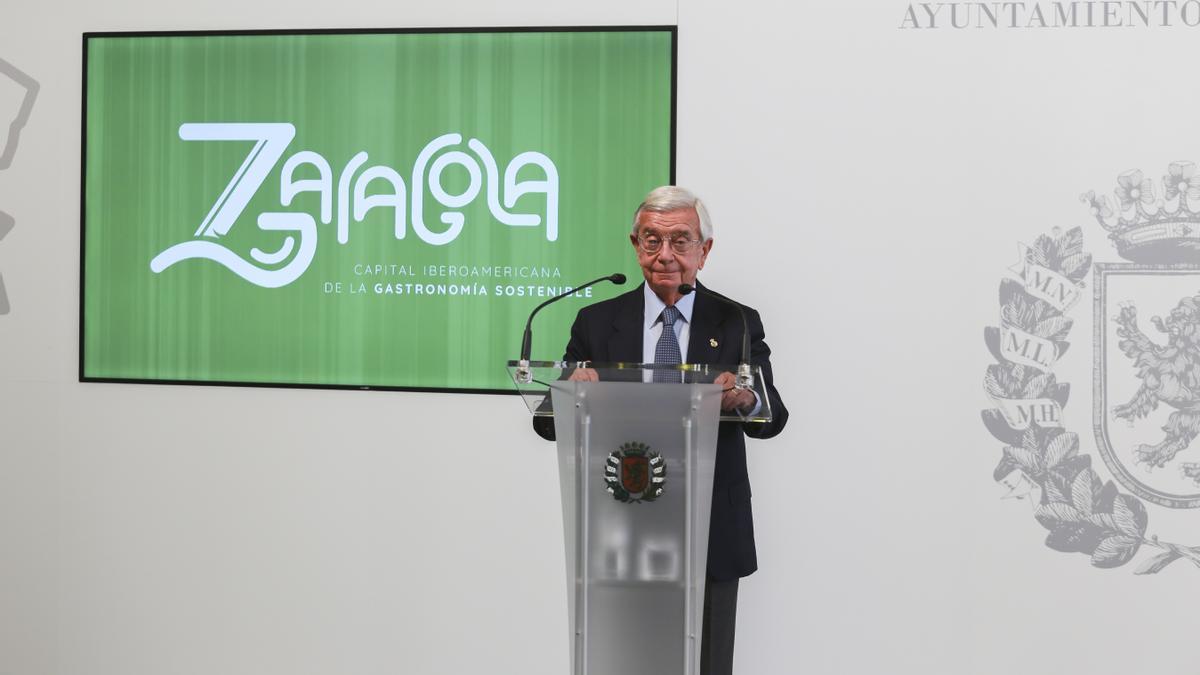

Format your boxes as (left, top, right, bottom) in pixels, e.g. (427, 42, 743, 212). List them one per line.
(630, 207, 712, 303)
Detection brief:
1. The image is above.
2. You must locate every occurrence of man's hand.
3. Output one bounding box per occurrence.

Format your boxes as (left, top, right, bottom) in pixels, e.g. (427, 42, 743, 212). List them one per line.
(714, 371, 756, 412)
(567, 367, 599, 382)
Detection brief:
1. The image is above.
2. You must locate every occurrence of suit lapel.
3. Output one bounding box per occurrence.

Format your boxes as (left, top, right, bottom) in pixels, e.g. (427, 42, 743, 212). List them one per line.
(687, 281, 727, 365)
(608, 284, 644, 362)
(606, 282, 728, 364)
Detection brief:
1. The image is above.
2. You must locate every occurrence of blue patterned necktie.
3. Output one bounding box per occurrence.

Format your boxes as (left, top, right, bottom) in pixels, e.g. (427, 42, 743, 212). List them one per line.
(653, 305, 683, 383)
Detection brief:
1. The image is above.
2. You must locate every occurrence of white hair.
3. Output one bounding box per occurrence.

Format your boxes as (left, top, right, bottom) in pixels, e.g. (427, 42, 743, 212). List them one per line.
(631, 186, 713, 241)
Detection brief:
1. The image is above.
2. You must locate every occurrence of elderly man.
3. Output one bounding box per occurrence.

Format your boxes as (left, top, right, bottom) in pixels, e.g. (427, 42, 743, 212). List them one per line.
(534, 185, 788, 675)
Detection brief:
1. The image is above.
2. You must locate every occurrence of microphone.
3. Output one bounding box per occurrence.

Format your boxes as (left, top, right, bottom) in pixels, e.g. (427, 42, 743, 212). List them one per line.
(677, 283, 755, 389)
(514, 273, 627, 383)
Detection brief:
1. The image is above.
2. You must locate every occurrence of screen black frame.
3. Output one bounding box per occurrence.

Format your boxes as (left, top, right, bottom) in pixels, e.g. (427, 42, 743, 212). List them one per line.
(79, 25, 678, 395)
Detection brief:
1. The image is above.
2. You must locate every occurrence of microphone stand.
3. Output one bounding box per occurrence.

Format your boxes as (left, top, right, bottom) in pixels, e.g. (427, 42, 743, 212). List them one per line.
(514, 273, 627, 384)
(677, 283, 754, 390)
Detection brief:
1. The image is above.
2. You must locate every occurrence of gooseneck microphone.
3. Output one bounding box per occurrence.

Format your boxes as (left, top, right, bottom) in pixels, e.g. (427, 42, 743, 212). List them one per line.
(677, 283, 755, 389)
(514, 273, 627, 383)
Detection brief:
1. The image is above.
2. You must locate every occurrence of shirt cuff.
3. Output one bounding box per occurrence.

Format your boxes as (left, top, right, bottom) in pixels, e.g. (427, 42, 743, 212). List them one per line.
(743, 390, 763, 417)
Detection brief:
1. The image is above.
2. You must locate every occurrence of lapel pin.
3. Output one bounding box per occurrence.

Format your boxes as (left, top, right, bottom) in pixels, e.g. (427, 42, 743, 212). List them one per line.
(709, 338, 719, 348)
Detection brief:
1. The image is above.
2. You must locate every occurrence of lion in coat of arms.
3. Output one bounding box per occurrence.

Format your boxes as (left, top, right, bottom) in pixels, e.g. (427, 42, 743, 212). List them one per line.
(1111, 294, 1200, 480)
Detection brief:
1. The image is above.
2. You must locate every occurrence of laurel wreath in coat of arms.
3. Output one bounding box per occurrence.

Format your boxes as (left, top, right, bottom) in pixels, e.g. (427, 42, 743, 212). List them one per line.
(983, 227, 1200, 573)
(605, 442, 666, 504)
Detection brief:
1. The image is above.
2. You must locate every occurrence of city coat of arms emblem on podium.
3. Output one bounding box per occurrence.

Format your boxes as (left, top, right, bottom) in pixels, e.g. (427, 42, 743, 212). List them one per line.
(605, 442, 667, 504)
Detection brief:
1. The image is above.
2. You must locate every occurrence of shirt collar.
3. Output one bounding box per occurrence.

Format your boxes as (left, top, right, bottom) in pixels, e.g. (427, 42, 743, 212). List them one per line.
(643, 282, 696, 331)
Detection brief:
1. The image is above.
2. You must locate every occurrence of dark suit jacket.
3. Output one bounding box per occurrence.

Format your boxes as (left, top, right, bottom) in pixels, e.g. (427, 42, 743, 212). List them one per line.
(532, 282, 788, 581)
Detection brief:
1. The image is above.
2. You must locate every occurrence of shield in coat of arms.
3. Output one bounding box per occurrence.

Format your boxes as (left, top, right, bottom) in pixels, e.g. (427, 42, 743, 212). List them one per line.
(1090, 164, 1200, 509)
(621, 454, 650, 494)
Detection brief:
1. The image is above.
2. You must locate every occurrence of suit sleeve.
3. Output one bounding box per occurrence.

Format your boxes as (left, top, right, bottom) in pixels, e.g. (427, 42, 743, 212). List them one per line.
(742, 307, 788, 440)
(531, 309, 594, 441)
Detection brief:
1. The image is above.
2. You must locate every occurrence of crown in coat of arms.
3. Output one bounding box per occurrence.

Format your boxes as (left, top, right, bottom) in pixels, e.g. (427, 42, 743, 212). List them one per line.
(1082, 161, 1200, 264)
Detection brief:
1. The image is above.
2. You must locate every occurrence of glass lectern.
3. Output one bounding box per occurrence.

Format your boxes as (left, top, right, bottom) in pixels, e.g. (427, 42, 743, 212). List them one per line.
(509, 361, 772, 675)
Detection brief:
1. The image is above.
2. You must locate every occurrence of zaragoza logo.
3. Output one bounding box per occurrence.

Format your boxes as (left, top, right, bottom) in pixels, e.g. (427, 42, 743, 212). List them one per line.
(982, 161, 1200, 575)
(150, 123, 559, 288)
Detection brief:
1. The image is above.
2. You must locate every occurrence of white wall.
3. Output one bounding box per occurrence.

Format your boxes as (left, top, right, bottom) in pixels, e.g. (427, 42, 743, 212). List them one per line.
(4, 1, 1200, 674)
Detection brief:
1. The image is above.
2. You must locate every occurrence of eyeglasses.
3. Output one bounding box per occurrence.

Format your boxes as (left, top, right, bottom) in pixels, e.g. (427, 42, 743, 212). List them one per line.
(637, 233, 704, 255)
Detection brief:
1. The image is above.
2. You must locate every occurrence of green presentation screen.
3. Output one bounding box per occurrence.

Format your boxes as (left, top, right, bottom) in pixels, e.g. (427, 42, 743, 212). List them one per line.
(81, 27, 675, 392)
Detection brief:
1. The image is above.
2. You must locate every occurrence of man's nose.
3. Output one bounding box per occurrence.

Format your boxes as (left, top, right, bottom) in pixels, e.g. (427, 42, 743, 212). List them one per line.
(655, 246, 676, 263)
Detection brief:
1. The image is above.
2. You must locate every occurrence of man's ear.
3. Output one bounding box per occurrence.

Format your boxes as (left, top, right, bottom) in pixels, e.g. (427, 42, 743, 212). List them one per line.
(698, 238, 713, 269)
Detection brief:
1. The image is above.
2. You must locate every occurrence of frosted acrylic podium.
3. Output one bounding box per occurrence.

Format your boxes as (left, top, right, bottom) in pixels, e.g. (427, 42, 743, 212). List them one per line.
(509, 361, 772, 675)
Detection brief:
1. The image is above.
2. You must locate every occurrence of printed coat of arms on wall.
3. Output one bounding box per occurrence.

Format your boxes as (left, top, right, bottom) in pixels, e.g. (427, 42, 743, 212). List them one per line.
(983, 162, 1200, 574)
